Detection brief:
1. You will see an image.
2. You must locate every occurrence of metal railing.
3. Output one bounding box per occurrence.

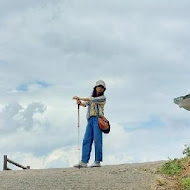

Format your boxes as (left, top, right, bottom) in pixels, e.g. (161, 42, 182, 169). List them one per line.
(3, 155, 30, 170)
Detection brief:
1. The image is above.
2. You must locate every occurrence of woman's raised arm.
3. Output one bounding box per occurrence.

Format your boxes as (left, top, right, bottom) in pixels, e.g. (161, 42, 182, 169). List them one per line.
(73, 96, 91, 102)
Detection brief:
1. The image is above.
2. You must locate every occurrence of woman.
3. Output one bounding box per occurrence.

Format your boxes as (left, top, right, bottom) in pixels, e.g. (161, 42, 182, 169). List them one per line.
(73, 80, 106, 168)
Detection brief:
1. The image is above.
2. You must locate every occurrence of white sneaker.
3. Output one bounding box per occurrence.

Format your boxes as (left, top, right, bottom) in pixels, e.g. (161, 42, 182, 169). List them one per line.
(90, 162, 101, 167)
(74, 161, 87, 168)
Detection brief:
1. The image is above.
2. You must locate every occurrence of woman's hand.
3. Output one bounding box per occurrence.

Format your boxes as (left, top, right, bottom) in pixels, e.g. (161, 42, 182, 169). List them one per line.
(73, 96, 80, 100)
(77, 99, 81, 105)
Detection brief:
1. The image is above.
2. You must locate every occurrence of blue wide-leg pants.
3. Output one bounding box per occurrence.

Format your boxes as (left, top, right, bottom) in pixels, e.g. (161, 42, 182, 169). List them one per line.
(82, 116, 102, 163)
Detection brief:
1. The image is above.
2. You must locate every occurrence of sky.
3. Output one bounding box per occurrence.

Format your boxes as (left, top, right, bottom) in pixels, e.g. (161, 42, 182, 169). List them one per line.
(0, 0, 190, 170)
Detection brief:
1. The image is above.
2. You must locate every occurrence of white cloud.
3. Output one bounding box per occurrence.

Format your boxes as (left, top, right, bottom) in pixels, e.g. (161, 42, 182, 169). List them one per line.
(0, 0, 190, 170)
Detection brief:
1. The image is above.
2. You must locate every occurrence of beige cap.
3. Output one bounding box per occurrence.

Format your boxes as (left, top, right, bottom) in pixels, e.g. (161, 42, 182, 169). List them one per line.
(95, 80, 106, 89)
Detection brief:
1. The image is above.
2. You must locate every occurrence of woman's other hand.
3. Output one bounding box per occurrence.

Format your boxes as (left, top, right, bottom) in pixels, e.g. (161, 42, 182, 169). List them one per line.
(73, 96, 80, 100)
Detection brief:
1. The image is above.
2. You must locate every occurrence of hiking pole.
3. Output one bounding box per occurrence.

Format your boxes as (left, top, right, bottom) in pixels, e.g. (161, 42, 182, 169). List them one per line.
(77, 103, 81, 169)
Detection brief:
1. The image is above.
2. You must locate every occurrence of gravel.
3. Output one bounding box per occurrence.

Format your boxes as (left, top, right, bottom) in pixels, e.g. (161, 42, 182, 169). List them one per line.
(0, 161, 166, 190)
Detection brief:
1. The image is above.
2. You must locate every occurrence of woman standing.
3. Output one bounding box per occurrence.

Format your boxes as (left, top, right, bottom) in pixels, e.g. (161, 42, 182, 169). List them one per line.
(73, 80, 106, 168)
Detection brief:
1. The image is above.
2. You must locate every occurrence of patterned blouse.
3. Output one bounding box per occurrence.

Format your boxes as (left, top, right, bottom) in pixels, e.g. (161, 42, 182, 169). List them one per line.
(83, 95, 106, 119)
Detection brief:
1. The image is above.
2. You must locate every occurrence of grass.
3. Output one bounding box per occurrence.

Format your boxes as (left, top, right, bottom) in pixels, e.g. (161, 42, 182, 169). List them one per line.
(180, 177, 190, 190)
(159, 145, 190, 190)
(160, 158, 184, 176)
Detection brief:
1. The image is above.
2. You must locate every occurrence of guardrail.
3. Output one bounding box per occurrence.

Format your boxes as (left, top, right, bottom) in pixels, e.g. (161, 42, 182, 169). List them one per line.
(3, 155, 30, 170)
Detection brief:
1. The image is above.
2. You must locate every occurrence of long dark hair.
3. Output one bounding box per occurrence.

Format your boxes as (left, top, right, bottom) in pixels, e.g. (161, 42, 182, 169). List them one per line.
(92, 87, 105, 97)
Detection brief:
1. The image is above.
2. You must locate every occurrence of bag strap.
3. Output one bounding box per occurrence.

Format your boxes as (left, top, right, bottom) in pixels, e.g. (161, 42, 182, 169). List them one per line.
(96, 104, 100, 117)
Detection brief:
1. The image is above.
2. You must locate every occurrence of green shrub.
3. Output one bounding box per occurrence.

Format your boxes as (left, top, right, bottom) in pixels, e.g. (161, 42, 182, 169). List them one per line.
(180, 177, 190, 190)
(183, 145, 190, 157)
(160, 158, 183, 176)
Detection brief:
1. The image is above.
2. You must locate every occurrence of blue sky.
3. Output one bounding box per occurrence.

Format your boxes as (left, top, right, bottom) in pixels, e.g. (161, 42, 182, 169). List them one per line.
(0, 0, 190, 170)
(16, 80, 51, 91)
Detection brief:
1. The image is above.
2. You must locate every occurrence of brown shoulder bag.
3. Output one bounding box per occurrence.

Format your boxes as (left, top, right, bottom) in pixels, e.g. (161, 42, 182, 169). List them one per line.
(96, 104, 110, 134)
